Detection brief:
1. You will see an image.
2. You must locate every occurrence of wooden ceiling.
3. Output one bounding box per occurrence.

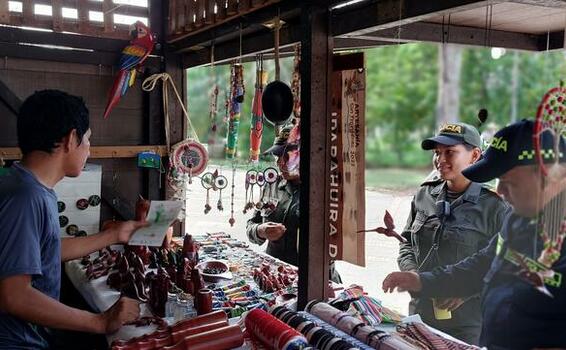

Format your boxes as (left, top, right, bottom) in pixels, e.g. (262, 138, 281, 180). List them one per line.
(427, 2, 566, 35)
(2, 0, 566, 68)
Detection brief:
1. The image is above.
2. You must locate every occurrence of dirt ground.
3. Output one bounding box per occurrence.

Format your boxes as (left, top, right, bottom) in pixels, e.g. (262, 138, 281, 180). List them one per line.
(185, 166, 411, 315)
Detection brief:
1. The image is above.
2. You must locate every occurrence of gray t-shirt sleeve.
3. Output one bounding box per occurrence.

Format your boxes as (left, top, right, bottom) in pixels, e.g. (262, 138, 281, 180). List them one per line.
(0, 189, 43, 279)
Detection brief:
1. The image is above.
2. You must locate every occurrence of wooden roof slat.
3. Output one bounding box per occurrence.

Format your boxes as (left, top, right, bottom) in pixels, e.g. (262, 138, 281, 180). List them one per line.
(216, 0, 226, 20)
(0, 0, 9, 24)
(77, 0, 89, 33)
(196, 0, 206, 27)
(25, 0, 150, 18)
(51, 0, 63, 32)
(226, 0, 238, 15)
(185, 0, 195, 31)
(239, 0, 251, 12)
(22, 0, 34, 26)
(205, 0, 216, 25)
(102, 0, 113, 33)
(178, 0, 187, 33)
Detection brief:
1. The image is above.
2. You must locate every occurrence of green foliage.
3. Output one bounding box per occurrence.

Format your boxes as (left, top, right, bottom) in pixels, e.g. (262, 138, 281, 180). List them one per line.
(365, 43, 438, 167)
(188, 44, 566, 169)
(187, 57, 294, 161)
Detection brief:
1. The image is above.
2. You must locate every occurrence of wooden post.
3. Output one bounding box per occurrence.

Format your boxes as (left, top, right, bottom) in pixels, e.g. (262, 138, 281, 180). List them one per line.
(298, 0, 332, 309)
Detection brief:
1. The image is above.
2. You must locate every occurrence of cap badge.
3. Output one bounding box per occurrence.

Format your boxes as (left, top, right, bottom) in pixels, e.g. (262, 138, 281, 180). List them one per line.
(490, 136, 508, 152)
(440, 124, 462, 134)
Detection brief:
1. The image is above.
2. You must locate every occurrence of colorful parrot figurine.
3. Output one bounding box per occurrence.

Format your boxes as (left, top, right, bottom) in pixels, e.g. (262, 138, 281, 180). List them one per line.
(357, 210, 407, 243)
(103, 21, 155, 119)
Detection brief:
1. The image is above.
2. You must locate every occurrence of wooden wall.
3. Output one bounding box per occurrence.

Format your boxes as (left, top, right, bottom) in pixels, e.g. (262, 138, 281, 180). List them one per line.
(0, 57, 154, 223)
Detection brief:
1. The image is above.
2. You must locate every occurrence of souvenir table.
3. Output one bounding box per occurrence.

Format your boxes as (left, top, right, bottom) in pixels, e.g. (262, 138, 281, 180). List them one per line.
(65, 232, 478, 349)
(64, 232, 298, 347)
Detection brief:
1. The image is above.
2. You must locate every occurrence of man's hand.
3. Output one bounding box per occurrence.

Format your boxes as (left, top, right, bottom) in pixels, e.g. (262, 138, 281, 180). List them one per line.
(103, 220, 149, 244)
(435, 297, 465, 311)
(99, 297, 140, 334)
(257, 222, 286, 241)
(382, 271, 422, 293)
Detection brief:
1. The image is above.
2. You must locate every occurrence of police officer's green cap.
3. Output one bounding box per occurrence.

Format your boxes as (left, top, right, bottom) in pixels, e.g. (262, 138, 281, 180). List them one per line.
(463, 119, 566, 183)
(421, 122, 482, 150)
(263, 124, 296, 156)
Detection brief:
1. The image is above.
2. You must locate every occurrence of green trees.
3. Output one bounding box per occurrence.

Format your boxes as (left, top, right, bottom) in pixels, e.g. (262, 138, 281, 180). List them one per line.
(187, 43, 566, 168)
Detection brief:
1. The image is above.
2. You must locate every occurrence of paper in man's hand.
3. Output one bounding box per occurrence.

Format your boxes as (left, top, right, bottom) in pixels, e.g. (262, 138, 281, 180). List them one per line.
(129, 200, 183, 246)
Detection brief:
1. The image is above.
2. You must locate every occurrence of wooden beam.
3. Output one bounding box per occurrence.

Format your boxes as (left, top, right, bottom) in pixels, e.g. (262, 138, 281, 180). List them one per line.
(331, 0, 503, 37)
(0, 146, 168, 160)
(182, 23, 301, 67)
(0, 78, 22, 115)
(298, 0, 331, 309)
(508, 0, 566, 8)
(0, 26, 128, 52)
(539, 30, 565, 50)
(0, 41, 120, 65)
(341, 21, 540, 51)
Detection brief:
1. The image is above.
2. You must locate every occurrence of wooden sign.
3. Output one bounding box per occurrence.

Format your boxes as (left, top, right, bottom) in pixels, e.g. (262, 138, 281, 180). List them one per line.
(327, 53, 366, 267)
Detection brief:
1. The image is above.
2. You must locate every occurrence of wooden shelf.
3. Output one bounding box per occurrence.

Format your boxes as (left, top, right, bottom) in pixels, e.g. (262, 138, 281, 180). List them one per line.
(0, 146, 168, 160)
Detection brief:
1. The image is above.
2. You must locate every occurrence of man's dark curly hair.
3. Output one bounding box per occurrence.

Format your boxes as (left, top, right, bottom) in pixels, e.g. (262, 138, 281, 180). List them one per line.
(18, 90, 89, 155)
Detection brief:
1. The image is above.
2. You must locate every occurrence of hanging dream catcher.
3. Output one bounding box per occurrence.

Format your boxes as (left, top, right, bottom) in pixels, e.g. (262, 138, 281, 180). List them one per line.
(201, 172, 215, 214)
(255, 171, 266, 209)
(243, 169, 258, 214)
(169, 139, 209, 186)
(534, 83, 566, 269)
(263, 167, 280, 211)
(511, 82, 566, 297)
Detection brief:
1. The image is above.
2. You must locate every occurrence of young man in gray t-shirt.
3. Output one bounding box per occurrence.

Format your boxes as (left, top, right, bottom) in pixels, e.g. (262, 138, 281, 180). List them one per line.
(0, 90, 147, 348)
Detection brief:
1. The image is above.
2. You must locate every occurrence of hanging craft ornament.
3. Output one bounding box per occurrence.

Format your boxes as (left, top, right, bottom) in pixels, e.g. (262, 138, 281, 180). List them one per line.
(103, 21, 155, 119)
(201, 172, 215, 214)
(215, 174, 228, 211)
(243, 169, 258, 213)
(250, 54, 268, 163)
(255, 171, 266, 209)
(207, 85, 219, 146)
(207, 43, 220, 149)
(170, 139, 209, 184)
(291, 44, 301, 120)
(229, 165, 236, 227)
(225, 62, 245, 159)
(262, 15, 293, 127)
(263, 167, 280, 211)
(357, 210, 407, 243)
(142, 72, 208, 200)
(533, 82, 566, 271)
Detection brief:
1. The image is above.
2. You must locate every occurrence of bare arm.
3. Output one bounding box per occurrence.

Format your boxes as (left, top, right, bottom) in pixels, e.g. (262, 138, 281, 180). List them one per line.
(61, 220, 148, 262)
(0, 275, 139, 333)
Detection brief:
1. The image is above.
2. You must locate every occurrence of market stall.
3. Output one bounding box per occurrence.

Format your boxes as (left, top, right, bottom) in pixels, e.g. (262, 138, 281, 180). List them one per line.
(1, 0, 566, 349)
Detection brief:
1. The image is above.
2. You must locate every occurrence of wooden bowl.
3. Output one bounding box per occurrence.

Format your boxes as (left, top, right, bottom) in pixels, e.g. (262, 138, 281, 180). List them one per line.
(196, 260, 233, 282)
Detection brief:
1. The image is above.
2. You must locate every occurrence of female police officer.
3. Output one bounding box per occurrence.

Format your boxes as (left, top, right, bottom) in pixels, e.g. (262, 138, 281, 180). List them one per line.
(397, 122, 508, 345)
